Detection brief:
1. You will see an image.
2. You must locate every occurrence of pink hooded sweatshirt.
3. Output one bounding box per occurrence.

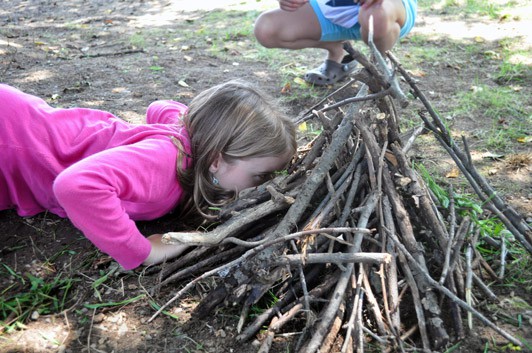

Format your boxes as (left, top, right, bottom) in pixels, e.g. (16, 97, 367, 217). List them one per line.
(0, 84, 191, 269)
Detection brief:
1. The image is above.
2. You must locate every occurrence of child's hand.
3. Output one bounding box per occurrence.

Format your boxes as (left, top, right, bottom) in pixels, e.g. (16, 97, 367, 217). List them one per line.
(142, 234, 189, 266)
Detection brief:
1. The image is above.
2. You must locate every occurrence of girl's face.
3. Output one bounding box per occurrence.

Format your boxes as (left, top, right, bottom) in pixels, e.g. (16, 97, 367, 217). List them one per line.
(209, 153, 291, 193)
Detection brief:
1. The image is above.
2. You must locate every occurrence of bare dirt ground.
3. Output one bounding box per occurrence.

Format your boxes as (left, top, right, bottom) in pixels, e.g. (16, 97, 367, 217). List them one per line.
(0, 1, 530, 352)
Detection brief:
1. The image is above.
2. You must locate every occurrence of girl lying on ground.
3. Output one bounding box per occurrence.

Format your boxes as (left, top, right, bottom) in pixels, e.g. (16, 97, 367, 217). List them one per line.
(0, 80, 297, 269)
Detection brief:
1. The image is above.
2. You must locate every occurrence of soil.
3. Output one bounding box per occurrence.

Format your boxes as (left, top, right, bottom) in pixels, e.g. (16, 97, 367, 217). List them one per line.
(0, 1, 530, 352)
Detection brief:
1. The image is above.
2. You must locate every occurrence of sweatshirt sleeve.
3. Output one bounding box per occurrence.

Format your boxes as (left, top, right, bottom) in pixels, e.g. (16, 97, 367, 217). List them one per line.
(53, 139, 182, 270)
(146, 100, 188, 125)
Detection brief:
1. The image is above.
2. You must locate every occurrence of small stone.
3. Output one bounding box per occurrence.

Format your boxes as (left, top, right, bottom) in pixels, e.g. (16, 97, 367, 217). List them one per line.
(93, 313, 105, 323)
(30, 311, 39, 320)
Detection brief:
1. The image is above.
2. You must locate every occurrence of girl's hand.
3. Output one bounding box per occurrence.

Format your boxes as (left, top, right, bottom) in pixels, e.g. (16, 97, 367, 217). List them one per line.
(142, 234, 189, 266)
(278, 0, 308, 11)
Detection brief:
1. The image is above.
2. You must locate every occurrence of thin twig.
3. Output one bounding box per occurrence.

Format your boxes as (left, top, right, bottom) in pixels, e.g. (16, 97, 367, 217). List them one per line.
(274, 252, 391, 266)
(341, 267, 364, 353)
(472, 272, 498, 302)
(439, 185, 457, 285)
(465, 243, 474, 330)
(401, 125, 426, 155)
(80, 48, 145, 58)
(296, 78, 357, 123)
(387, 227, 524, 347)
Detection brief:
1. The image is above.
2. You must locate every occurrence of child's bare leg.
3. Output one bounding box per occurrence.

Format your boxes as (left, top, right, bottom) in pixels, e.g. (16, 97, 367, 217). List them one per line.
(358, 0, 406, 53)
(254, 4, 345, 62)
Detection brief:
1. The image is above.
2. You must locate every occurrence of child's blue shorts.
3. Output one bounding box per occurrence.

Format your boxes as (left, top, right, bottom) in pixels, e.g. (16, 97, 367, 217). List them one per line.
(309, 0, 417, 42)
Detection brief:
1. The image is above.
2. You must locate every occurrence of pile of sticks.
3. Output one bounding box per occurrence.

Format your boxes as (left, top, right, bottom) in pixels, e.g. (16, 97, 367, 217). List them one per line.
(148, 38, 531, 353)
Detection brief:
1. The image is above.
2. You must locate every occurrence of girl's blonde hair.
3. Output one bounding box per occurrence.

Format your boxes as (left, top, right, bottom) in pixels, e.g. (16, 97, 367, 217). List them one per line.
(177, 80, 297, 218)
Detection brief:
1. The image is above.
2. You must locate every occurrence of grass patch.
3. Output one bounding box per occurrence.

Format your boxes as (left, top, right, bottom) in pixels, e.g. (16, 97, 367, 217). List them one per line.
(482, 120, 530, 151)
(0, 266, 78, 334)
(196, 10, 259, 52)
(250, 290, 280, 317)
(251, 45, 327, 102)
(402, 34, 449, 64)
(493, 37, 531, 85)
(422, 0, 507, 19)
(495, 60, 529, 85)
(452, 84, 529, 150)
(129, 32, 147, 49)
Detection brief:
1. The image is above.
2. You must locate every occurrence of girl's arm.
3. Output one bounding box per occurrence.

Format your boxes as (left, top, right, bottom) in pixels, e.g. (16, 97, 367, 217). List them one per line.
(53, 139, 185, 270)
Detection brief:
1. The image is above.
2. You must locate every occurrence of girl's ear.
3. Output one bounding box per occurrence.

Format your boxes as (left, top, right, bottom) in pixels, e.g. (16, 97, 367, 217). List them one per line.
(209, 153, 222, 173)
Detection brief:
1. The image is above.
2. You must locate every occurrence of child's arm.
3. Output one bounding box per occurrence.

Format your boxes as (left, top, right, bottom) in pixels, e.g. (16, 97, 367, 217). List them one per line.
(53, 139, 185, 270)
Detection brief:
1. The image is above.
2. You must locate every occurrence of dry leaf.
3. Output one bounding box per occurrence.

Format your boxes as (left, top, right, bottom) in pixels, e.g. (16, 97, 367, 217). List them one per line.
(385, 151, 398, 167)
(293, 77, 306, 86)
(446, 167, 460, 178)
(395, 176, 412, 188)
(178, 80, 189, 87)
(281, 82, 291, 94)
(408, 68, 426, 77)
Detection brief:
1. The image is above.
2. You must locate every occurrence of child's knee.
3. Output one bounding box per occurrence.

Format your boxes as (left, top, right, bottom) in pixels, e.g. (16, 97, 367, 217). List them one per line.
(359, 5, 399, 39)
(254, 12, 278, 48)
